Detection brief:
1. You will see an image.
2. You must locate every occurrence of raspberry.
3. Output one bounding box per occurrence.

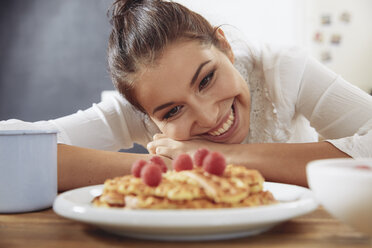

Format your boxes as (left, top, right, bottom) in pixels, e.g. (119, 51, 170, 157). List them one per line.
(131, 159, 147, 178)
(193, 148, 210, 167)
(141, 163, 162, 187)
(355, 165, 371, 170)
(202, 151, 226, 176)
(172, 153, 193, 172)
(149, 155, 168, 172)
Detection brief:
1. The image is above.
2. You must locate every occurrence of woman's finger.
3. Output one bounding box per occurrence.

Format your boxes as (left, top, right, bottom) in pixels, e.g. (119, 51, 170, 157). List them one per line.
(155, 146, 174, 159)
(153, 133, 167, 140)
(146, 142, 156, 154)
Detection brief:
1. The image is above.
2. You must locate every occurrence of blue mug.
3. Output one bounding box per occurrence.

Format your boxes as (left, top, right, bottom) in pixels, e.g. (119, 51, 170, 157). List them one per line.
(0, 130, 57, 213)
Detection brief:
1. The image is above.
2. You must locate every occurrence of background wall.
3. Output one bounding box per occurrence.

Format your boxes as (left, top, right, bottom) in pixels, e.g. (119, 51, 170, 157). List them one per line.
(176, 0, 307, 47)
(0, 0, 114, 122)
(307, 0, 372, 93)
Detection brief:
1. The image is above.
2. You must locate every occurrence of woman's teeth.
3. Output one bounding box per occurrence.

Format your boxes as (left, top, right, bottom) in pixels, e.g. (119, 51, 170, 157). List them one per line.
(208, 109, 235, 136)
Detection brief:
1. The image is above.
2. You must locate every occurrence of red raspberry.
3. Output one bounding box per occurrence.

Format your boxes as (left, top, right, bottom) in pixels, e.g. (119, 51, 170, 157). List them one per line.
(141, 163, 162, 187)
(149, 155, 168, 172)
(172, 153, 193, 172)
(202, 151, 226, 176)
(193, 148, 210, 167)
(355, 165, 371, 170)
(131, 159, 147, 178)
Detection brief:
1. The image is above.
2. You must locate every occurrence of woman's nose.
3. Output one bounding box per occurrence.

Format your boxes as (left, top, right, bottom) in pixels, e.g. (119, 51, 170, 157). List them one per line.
(193, 101, 218, 128)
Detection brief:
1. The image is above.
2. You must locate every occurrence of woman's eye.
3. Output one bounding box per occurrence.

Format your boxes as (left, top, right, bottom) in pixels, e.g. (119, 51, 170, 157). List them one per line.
(163, 105, 183, 120)
(198, 71, 214, 91)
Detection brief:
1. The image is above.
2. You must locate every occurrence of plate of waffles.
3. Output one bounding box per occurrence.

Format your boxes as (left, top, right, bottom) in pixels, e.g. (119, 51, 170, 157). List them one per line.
(53, 164, 318, 241)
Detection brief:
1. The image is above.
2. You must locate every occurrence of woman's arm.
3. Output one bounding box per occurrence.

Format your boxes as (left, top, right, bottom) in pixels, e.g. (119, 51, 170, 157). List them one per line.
(1, 97, 160, 192)
(57, 144, 168, 192)
(60, 140, 345, 191)
(296, 57, 372, 157)
(147, 137, 349, 187)
(221, 141, 349, 187)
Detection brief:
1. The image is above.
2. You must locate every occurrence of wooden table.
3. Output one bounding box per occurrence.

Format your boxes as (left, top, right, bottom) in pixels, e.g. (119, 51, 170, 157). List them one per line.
(0, 207, 371, 248)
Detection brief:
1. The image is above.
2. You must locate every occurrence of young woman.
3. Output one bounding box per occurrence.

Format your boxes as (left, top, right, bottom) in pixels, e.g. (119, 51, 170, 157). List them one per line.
(1, 0, 372, 191)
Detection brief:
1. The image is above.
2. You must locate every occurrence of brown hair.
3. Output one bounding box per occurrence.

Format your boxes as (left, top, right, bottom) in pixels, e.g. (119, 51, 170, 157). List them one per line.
(107, 0, 223, 113)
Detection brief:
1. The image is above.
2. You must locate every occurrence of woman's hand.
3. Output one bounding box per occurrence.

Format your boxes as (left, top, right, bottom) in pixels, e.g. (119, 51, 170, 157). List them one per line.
(146, 133, 223, 160)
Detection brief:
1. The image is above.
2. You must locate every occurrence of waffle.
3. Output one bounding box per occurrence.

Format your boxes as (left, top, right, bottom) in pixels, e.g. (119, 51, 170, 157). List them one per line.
(93, 191, 275, 209)
(93, 164, 276, 209)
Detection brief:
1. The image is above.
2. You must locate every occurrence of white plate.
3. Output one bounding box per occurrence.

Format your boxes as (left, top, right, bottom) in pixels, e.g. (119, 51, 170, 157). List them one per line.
(53, 182, 318, 241)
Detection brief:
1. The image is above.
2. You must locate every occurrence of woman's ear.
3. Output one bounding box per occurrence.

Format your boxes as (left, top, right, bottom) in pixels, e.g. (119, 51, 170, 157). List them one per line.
(215, 27, 234, 63)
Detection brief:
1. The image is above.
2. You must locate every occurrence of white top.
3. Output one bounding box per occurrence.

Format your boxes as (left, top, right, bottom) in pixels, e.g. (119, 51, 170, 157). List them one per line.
(1, 44, 372, 158)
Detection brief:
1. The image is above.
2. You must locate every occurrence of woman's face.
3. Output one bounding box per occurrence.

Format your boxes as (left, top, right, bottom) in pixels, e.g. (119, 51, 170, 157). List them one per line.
(134, 38, 251, 144)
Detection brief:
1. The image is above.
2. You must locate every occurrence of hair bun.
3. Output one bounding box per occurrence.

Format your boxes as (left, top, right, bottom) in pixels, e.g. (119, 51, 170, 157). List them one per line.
(110, 0, 149, 16)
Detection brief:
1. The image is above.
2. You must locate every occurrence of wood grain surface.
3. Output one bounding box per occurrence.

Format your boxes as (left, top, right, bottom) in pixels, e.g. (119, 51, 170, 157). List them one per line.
(0, 207, 371, 248)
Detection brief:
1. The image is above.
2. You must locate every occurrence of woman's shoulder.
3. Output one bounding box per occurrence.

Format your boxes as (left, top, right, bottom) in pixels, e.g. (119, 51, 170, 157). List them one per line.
(234, 42, 309, 68)
(234, 42, 313, 118)
(234, 42, 311, 94)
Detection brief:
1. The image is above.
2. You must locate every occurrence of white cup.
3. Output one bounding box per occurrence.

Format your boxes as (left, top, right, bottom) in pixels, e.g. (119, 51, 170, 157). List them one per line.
(307, 159, 372, 236)
(0, 130, 58, 213)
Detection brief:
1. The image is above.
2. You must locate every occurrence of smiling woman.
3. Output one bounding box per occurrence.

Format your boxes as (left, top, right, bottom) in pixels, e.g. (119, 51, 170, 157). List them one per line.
(135, 39, 250, 144)
(1, 0, 372, 192)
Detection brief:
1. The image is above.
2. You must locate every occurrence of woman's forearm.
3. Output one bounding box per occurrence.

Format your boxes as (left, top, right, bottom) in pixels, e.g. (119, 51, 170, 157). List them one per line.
(221, 142, 350, 187)
(57, 144, 153, 192)
(58, 141, 350, 191)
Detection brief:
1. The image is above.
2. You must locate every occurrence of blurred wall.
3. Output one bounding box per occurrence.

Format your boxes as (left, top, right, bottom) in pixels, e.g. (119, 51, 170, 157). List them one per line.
(0, 0, 148, 153)
(176, 0, 307, 46)
(0, 0, 115, 122)
(307, 0, 372, 93)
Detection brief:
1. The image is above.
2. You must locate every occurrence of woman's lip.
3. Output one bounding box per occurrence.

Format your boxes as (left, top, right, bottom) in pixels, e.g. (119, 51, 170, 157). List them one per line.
(201, 100, 239, 142)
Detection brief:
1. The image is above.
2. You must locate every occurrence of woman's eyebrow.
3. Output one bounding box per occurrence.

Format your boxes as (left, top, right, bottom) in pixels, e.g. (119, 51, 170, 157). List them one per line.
(152, 60, 211, 115)
(153, 102, 175, 115)
(190, 60, 211, 87)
